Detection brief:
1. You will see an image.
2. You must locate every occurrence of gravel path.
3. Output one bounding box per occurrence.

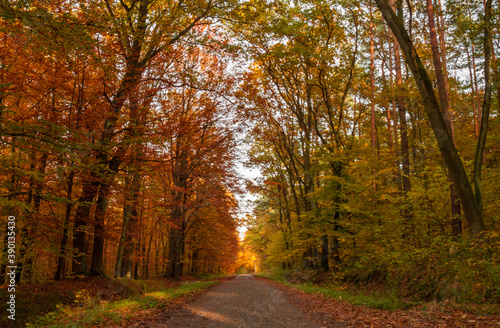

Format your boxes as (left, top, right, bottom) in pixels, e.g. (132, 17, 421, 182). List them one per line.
(142, 275, 326, 328)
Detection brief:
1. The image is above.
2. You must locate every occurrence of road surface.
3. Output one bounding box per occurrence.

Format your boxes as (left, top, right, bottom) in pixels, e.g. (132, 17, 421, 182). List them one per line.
(135, 275, 330, 328)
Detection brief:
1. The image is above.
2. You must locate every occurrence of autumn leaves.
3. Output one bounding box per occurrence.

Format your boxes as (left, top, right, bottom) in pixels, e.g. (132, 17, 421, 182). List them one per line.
(0, 0, 241, 282)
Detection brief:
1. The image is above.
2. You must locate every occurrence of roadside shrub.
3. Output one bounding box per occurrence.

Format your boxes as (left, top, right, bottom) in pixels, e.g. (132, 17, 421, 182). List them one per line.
(341, 233, 500, 304)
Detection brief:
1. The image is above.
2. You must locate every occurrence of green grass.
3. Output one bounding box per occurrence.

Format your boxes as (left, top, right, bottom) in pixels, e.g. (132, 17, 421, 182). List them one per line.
(261, 272, 413, 311)
(292, 282, 411, 311)
(27, 281, 216, 328)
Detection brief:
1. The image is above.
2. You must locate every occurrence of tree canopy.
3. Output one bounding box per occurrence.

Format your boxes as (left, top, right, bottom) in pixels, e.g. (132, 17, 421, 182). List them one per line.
(0, 0, 499, 304)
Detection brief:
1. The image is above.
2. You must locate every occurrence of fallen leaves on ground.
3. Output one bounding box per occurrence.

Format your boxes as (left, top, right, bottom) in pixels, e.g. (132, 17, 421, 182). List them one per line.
(256, 277, 500, 328)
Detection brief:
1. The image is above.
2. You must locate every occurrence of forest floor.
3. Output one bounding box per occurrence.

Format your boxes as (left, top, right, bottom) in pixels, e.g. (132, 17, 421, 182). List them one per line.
(2, 275, 500, 327)
(128, 275, 500, 328)
(0, 275, 222, 328)
(128, 274, 323, 328)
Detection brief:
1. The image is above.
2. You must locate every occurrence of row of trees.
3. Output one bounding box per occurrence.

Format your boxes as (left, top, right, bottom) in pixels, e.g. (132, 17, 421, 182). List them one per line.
(0, 0, 241, 282)
(1, 0, 499, 300)
(240, 0, 500, 301)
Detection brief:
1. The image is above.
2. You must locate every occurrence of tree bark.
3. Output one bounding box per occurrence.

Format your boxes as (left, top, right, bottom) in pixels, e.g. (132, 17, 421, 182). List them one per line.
(54, 172, 74, 280)
(114, 172, 140, 278)
(72, 180, 99, 275)
(393, 8, 413, 239)
(386, 25, 402, 191)
(473, 0, 493, 215)
(375, 0, 485, 238)
(320, 233, 329, 272)
(425, 0, 462, 237)
(370, 2, 377, 195)
(89, 183, 111, 276)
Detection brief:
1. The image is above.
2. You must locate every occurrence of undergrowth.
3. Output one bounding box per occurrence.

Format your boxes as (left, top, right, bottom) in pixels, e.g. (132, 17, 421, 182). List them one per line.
(261, 272, 410, 311)
(22, 279, 215, 328)
(259, 232, 500, 314)
(343, 233, 500, 305)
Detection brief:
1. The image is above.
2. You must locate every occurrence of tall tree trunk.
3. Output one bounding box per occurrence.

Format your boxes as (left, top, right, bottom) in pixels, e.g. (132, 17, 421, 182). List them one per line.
(179, 220, 187, 276)
(375, 0, 485, 238)
(166, 224, 182, 280)
(491, 44, 500, 116)
(330, 161, 343, 265)
(16, 157, 35, 282)
(466, 46, 480, 139)
(72, 180, 99, 275)
(387, 27, 402, 191)
(115, 172, 140, 278)
(90, 156, 121, 276)
(17, 152, 47, 282)
(55, 170, 75, 280)
(320, 233, 329, 272)
(22, 153, 48, 282)
(473, 0, 493, 215)
(145, 233, 154, 279)
(381, 56, 393, 151)
(468, 7, 481, 140)
(89, 184, 110, 276)
(394, 18, 413, 239)
(166, 168, 186, 280)
(426, 0, 462, 237)
(370, 2, 378, 196)
(1, 139, 19, 283)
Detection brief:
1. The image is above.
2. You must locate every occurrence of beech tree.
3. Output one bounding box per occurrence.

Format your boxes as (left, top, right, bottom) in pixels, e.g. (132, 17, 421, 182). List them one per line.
(0, 0, 241, 282)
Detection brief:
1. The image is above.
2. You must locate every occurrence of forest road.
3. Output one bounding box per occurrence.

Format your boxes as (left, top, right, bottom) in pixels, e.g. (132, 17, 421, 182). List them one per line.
(133, 274, 337, 328)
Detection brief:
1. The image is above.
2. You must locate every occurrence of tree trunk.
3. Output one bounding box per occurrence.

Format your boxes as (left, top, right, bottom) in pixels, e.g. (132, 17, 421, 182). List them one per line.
(166, 226, 181, 280)
(381, 54, 393, 151)
(145, 233, 154, 279)
(115, 172, 140, 278)
(72, 180, 99, 275)
(387, 28, 402, 191)
(473, 0, 493, 215)
(370, 2, 378, 195)
(426, 0, 462, 237)
(90, 156, 121, 276)
(55, 170, 75, 281)
(375, 0, 485, 238)
(320, 233, 329, 272)
(393, 17, 413, 240)
(1, 139, 19, 283)
(89, 183, 110, 276)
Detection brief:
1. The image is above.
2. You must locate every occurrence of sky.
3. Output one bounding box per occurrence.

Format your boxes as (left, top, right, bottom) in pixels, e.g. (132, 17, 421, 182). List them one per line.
(234, 145, 262, 240)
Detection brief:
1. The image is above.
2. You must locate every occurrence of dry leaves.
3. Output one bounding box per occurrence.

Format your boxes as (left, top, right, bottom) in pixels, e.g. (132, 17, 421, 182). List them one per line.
(256, 277, 500, 328)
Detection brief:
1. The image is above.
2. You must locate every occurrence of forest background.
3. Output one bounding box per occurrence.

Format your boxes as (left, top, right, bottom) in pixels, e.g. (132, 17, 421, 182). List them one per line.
(0, 0, 499, 313)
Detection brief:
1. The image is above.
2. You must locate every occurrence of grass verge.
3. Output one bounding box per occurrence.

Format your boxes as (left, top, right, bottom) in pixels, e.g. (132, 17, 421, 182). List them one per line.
(259, 273, 413, 311)
(27, 280, 216, 328)
(291, 282, 411, 311)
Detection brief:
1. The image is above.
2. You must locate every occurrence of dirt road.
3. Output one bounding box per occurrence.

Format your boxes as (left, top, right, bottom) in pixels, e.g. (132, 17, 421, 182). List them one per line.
(128, 275, 500, 328)
(135, 275, 330, 328)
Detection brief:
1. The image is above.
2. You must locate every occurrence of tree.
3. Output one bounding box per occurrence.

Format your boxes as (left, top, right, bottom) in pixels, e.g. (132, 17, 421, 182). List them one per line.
(426, 0, 461, 237)
(375, 0, 485, 238)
